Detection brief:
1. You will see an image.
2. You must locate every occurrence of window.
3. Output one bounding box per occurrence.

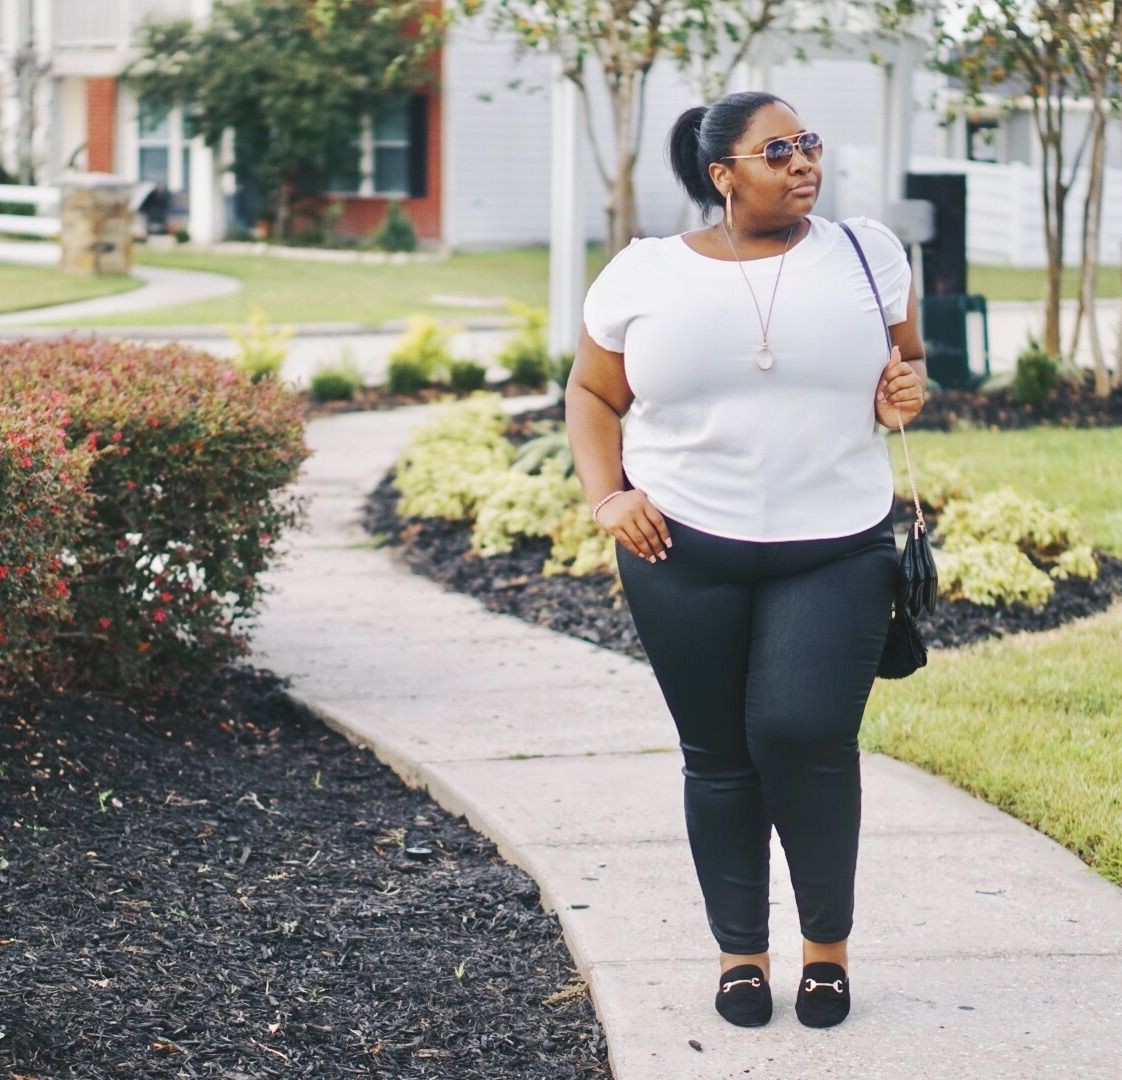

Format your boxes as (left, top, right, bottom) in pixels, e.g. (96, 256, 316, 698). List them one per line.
(966, 117, 1000, 163)
(137, 97, 190, 191)
(327, 95, 426, 197)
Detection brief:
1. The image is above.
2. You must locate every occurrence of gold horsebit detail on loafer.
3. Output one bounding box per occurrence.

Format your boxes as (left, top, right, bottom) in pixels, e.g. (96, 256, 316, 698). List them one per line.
(804, 977, 846, 993)
(721, 976, 762, 992)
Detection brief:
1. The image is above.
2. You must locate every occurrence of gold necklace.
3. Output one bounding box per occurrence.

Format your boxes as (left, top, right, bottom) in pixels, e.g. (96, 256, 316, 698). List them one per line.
(720, 221, 796, 372)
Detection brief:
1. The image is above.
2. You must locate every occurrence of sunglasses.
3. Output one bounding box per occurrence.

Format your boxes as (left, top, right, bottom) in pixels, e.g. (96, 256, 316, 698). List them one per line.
(722, 131, 824, 171)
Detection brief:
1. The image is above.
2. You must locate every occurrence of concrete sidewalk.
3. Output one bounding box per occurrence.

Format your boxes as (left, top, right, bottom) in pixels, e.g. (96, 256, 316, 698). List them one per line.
(249, 402, 1122, 1080)
(0, 240, 241, 325)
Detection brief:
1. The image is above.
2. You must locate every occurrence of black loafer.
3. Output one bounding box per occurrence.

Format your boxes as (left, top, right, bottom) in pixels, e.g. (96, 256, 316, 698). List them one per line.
(715, 963, 773, 1027)
(795, 961, 850, 1028)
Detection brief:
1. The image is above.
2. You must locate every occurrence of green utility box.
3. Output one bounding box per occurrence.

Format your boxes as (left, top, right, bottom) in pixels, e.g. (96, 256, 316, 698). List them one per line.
(920, 293, 991, 389)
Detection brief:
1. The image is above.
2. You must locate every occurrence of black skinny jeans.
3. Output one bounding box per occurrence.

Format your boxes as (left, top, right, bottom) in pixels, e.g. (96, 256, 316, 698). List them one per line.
(617, 507, 897, 955)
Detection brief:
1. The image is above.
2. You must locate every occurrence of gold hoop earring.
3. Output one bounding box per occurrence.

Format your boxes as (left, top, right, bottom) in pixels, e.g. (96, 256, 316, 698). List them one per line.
(725, 189, 733, 231)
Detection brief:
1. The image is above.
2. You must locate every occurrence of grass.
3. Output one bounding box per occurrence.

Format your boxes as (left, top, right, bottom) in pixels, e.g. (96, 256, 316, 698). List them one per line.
(0, 239, 1106, 326)
(0, 263, 141, 314)
(57, 245, 610, 328)
(888, 426, 1122, 555)
(863, 603, 1122, 886)
(968, 263, 1122, 302)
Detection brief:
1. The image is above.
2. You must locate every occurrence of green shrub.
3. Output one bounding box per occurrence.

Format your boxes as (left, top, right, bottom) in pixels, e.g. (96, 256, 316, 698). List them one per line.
(938, 486, 1097, 574)
(392, 402, 616, 580)
(449, 360, 488, 392)
(512, 431, 573, 476)
(388, 316, 455, 385)
(375, 200, 417, 253)
(498, 302, 550, 385)
(509, 354, 550, 387)
(310, 351, 363, 402)
(935, 541, 1055, 607)
(228, 305, 293, 382)
(1011, 337, 1059, 406)
(0, 338, 309, 692)
(395, 394, 514, 521)
(387, 359, 430, 396)
(0, 405, 95, 685)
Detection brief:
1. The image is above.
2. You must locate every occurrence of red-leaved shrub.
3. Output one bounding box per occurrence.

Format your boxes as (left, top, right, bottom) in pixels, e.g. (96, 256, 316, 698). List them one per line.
(0, 404, 95, 682)
(0, 337, 309, 692)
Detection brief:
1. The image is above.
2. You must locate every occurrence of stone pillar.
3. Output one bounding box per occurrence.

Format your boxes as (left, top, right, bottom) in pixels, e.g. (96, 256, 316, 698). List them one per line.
(60, 173, 133, 275)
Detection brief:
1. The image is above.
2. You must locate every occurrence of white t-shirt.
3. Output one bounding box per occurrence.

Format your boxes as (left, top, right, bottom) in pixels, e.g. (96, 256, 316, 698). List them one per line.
(582, 215, 911, 541)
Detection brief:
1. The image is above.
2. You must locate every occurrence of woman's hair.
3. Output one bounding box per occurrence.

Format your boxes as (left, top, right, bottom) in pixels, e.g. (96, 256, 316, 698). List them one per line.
(668, 91, 794, 216)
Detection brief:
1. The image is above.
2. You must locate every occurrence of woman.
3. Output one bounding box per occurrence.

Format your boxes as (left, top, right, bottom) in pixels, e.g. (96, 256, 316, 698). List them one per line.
(565, 91, 926, 1029)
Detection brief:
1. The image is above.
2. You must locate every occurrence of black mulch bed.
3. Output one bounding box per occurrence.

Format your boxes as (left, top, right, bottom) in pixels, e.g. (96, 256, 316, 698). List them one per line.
(0, 667, 609, 1079)
(907, 370, 1122, 431)
(300, 378, 551, 422)
(363, 401, 1122, 658)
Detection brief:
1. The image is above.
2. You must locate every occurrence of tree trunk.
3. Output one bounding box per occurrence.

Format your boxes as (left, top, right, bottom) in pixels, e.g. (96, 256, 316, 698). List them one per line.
(1078, 102, 1109, 396)
(602, 72, 642, 258)
(1040, 139, 1066, 358)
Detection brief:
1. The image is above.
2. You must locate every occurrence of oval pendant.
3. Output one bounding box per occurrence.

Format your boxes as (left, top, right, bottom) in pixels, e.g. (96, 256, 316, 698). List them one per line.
(756, 346, 774, 371)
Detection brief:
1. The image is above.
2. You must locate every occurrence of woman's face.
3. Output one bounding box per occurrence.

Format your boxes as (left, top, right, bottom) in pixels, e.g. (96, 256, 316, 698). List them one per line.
(710, 101, 823, 231)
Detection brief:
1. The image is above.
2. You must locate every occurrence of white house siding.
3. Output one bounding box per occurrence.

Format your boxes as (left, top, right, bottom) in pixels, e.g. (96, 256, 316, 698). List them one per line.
(444, 25, 949, 248)
(56, 75, 86, 172)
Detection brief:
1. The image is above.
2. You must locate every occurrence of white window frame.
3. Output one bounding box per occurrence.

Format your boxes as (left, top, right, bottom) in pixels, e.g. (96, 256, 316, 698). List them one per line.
(137, 98, 190, 193)
(327, 97, 413, 198)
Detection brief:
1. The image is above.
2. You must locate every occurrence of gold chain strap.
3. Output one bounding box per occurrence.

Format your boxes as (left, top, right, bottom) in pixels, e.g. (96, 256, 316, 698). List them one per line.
(894, 407, 925, 537)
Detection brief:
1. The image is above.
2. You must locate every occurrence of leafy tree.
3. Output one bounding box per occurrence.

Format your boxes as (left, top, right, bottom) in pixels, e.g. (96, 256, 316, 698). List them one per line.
(127, 0, 444, 238)
(939, 0, 1120, 379)
(459, 0, 784, 256)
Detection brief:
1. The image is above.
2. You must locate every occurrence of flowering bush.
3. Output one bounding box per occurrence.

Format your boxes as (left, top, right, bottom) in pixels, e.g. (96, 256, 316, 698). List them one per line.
(0, 337, 308, 691)
(0, 406, 95, 682)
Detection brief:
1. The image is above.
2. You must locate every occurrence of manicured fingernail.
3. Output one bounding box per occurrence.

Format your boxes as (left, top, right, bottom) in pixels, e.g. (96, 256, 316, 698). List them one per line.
(648, 556, 657, 564)
(877, 392, 885, 401)
(664, 537, 672, 548)
(658, 551, 667, 561)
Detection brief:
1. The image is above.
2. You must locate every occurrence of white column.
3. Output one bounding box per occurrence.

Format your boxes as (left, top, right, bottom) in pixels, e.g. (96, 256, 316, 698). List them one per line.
(0, 0, 23, 177)
(189, 133, 225, 244)
(548, 57, 585, 358)
(882, 41, 917, 216)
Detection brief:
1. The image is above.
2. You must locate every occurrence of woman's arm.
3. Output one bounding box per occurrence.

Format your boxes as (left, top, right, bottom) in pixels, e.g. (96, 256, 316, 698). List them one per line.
(876, 283, 927, 428)
(565, 325, 670, 563)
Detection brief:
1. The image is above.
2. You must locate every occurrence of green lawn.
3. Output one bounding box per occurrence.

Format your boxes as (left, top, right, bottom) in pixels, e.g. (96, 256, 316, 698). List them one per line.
(888, 426, 1122, 555)
(58, 246, 609, 328)
(969, 263, 1122, 301)
(4, 241, 1108, 326)
(0, 263, 141, 314)
(863, 603, 1122, 886)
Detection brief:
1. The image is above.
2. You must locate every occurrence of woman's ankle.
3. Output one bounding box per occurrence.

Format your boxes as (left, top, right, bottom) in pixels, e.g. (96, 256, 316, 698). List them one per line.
(802, 937, 848, 973)
(720, 950, 770, 979)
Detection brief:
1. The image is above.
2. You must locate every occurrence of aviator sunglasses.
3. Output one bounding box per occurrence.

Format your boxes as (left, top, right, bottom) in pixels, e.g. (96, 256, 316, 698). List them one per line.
(722, 131, 824, 171)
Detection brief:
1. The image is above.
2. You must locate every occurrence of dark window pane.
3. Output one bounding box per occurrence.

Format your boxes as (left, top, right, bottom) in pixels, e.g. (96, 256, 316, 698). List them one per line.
(374, 147, 408, 194)
(374, 95, 409, 143)
(182, 146, 191, 192)
(139, 99, 170, 139)
(139, 146, 169, 185)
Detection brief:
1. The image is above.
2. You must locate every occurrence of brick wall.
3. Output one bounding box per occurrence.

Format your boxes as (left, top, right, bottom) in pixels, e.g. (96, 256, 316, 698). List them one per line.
(86, 78, 117, 174)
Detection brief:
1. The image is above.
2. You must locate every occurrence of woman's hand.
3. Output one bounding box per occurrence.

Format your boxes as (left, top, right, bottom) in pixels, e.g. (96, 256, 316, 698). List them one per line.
(875, 346, 926, 428)
(597, 490, 671, 563)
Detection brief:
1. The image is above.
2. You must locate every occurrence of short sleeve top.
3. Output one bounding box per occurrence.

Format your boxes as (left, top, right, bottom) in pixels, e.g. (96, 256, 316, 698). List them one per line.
(581, 215, 912, 541)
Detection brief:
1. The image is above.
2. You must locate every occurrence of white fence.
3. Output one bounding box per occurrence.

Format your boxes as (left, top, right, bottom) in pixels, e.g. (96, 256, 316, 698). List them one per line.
(0, 185, 60, 237)
(910, 156, 1122, 269)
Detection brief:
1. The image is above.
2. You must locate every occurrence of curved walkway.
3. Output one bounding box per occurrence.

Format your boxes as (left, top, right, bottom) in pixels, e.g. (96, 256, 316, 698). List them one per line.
(0, 240, 241, 325)
(249, 401, 1122, 1080)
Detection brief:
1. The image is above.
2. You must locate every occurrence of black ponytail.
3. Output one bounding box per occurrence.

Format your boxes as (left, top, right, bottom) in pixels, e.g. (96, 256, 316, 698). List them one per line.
(667, 91, 795, 218)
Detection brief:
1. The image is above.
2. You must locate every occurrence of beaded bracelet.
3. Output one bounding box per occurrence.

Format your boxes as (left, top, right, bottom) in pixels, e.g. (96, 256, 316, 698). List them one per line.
(591, 489, 626, 524)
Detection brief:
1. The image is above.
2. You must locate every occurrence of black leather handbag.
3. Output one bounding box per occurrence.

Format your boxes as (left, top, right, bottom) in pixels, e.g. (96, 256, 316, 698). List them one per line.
(839, 222, 938, 679)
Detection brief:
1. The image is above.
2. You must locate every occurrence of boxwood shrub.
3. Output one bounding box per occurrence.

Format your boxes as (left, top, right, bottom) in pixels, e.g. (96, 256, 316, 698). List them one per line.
(0, 337, 309, 692)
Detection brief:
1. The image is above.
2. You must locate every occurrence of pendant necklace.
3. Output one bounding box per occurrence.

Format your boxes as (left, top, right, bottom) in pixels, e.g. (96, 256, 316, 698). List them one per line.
(720, 220, 795, 371)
